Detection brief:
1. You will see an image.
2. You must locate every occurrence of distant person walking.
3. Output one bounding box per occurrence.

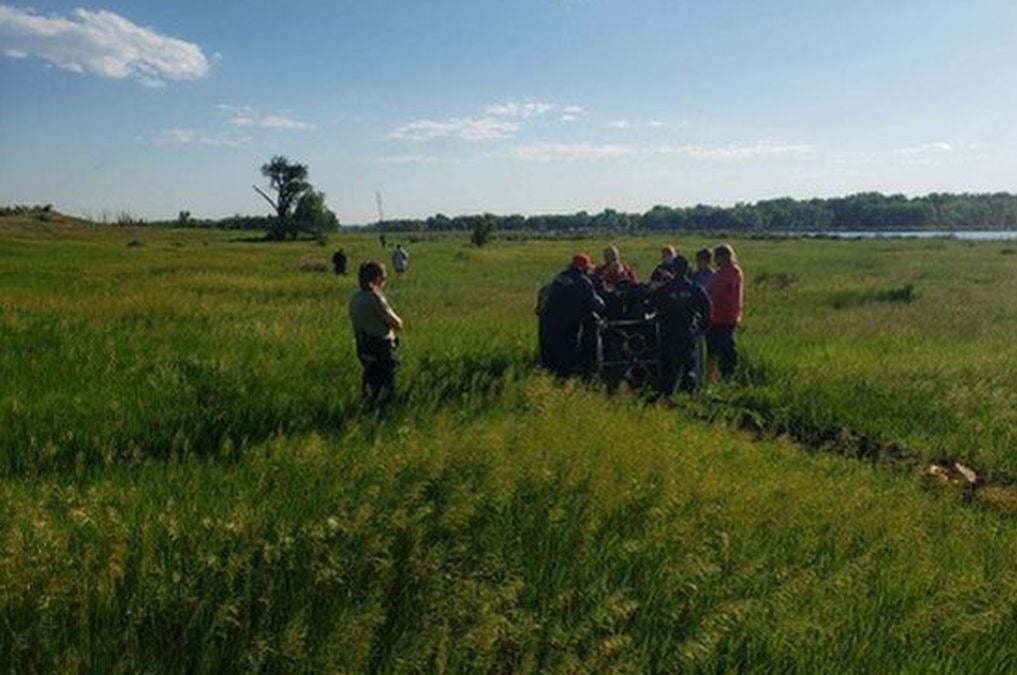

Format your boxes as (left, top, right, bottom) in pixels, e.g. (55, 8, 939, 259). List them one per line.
(705, 244, 743, 379)
(349, 261, 403, 409)
(379, 234, 387, 248)
(392, 244, 409, 275)
(332, 248, 348, 275)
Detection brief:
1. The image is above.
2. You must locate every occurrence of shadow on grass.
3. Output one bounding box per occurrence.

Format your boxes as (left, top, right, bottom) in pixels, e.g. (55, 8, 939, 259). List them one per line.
(828, 283, 917, 310)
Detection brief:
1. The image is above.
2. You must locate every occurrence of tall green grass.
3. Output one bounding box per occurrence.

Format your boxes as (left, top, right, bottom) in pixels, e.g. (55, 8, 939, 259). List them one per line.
(3, 224, 1017, 476)
(4, 219, 1017, 672)
(5, 381, 1017, 673)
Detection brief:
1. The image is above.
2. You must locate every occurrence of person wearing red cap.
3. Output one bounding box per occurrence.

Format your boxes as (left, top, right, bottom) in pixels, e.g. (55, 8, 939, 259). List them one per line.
(538, 252, 606, 378)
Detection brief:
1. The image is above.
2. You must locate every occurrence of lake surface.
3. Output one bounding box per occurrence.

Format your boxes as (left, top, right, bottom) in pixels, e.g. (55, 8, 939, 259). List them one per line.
(800, 230, 1017, 241)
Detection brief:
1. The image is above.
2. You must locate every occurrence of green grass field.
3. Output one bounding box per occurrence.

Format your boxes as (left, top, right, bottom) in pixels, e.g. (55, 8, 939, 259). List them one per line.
(4, 215, 1017, 673)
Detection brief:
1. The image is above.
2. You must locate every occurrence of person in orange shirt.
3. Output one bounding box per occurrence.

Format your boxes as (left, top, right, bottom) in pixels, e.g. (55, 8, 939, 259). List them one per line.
(594, 245, 637, 288)
(704, 244, 743, 379)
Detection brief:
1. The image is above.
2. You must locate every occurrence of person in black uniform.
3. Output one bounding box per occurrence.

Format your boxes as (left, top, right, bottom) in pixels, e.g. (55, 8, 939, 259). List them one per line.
(538, 253, 606, 378)
(332, 248, 348, 275)
(649, 255, 712, 395)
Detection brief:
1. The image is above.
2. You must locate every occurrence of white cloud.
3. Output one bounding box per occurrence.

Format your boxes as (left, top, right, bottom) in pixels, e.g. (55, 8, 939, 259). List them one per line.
(391, 117, 519, 141)
(504, 142, 638, 162)
(373, 154, 471, 165)
(488, 100, 587, 123)
(893, 142, 952, 157)
(559, 105, 586, 123)
(154, 105, 315, 148)
(486, 100, 556, 118)
(219, 105, 316, 131)
(673, 141, 814, 160)
(154, 127, 251, 147)
(608, 119, 672, 130)
(374, 154, 434, 164)
(0, 5, 209, 87)
(502, 139, 813, 162)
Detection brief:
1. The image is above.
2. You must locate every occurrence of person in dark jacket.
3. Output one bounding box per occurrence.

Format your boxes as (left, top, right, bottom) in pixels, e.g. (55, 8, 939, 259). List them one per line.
(538, 253, 606, 378)
(650, 255, 712, 395)
(332, 248, 348, 275)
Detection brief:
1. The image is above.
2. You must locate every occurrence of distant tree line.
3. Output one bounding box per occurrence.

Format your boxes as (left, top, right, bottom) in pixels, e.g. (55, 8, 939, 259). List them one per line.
(1, 204, 52, 216)
(369, 192, 1017, 233)
(9, 191, 1017, 233)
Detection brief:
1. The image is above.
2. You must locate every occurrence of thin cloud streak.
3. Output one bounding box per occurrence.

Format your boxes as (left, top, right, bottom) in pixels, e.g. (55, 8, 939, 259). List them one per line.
(390, 117, 520, 141)
(503, 142, 637, 161)
(486, 100, 555, 118)
(675, 141, 814, 160)
(373, 154, 473, 165)
(893, 142, 952, 157)
(218, 105, 317, 131)
(502, 140, 814, 162)
(486, 100, 585, 120)
(154, 128, 251, 147)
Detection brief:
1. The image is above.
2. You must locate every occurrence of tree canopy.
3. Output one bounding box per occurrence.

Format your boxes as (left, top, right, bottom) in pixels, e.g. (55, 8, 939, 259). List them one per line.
(256, 156, 337, 240)
(366, 192, 1017, 234)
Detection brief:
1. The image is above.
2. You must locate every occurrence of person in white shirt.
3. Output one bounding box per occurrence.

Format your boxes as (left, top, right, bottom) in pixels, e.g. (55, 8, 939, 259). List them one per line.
(348, 261, 403, 409)
(392, 244, 410, 275)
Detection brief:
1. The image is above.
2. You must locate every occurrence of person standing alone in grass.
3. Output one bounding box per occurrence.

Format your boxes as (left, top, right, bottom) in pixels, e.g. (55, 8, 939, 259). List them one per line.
(392, 244, 409, 275)
(349, 262, 403, 409)
(332, 248, 348, 275)
(705, 244, 743, 379)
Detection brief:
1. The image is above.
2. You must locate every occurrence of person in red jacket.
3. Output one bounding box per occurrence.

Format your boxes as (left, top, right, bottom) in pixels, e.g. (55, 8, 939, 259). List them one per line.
(704, 244, 743, 379)
(594, 245, 637, 288)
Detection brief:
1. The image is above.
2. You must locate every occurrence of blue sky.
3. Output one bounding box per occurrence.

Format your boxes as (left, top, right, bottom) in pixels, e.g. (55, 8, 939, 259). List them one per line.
(1, 0, 1016, 223)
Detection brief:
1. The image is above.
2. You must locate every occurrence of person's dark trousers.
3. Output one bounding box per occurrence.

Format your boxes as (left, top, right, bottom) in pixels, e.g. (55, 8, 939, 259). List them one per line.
(356, 335, 397, 409)
(707, 324, 737, 379)
(657, 337, 697, 396)
(361, 356, 396, 408)
(577, 319, 601, 379)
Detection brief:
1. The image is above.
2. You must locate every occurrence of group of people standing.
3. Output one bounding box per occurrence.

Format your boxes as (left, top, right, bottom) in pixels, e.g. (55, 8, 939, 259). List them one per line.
(537, 243, 744, 396)
(333, 242, 410, 277)
(347, 240, 743, 411)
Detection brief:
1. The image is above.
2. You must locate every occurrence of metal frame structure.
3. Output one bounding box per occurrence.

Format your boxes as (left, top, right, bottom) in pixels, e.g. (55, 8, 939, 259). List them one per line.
(597, 313, 662, 386)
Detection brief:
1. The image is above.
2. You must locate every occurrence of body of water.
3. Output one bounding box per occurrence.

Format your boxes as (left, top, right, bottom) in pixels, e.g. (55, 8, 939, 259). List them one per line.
(800, 230, 1017, 241)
